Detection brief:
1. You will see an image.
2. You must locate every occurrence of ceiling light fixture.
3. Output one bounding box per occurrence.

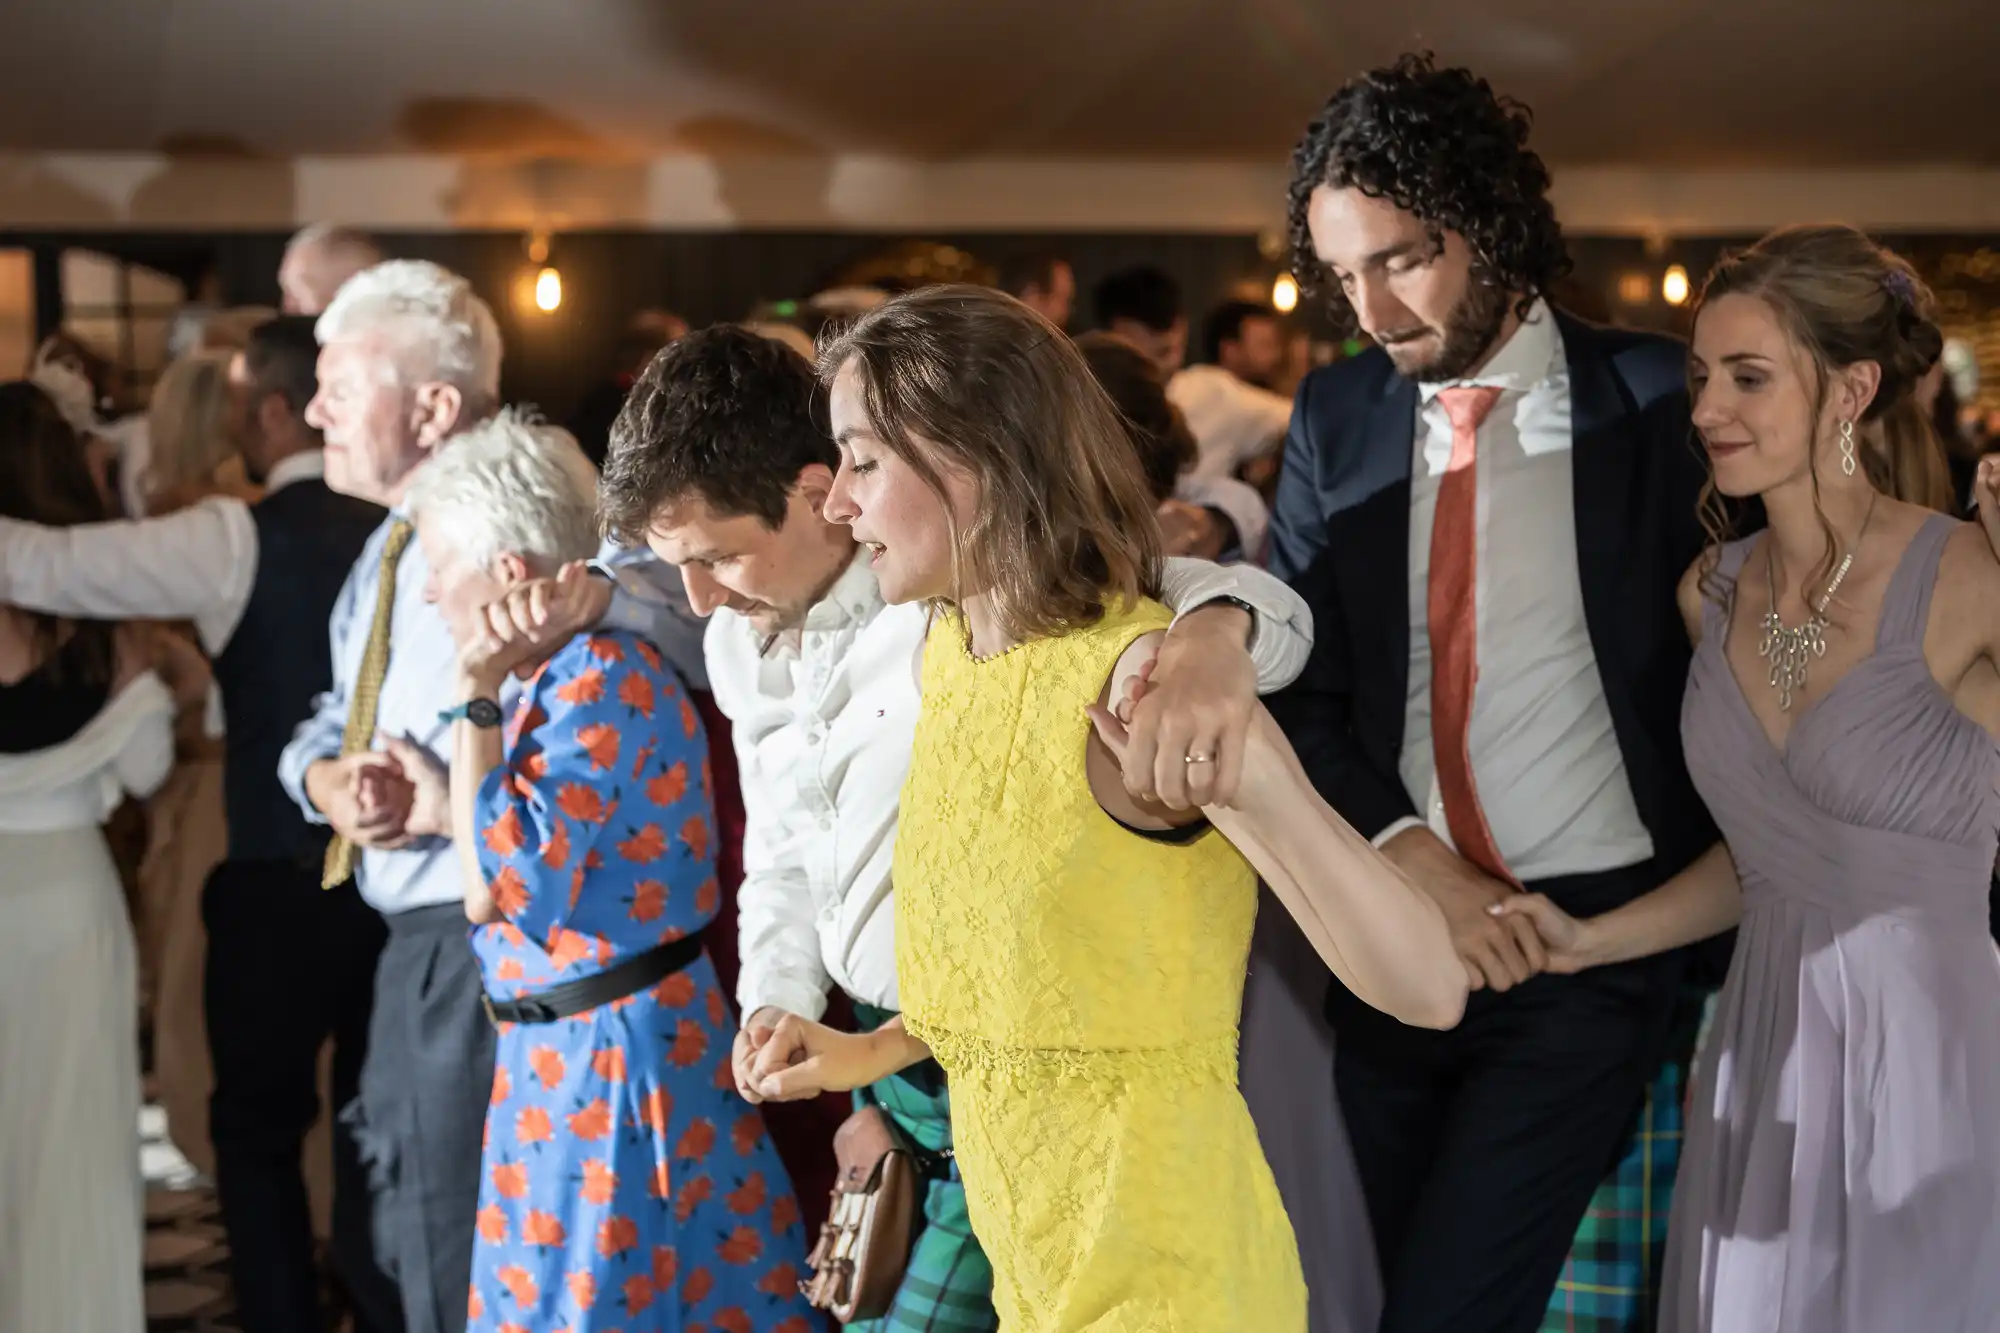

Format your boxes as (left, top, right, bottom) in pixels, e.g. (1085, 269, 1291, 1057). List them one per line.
(1662, 265, 1690, 307)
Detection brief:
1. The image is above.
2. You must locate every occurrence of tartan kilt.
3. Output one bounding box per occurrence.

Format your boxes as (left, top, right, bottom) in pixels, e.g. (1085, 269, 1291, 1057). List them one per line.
(1540, 1060, 1684, 1332)
(1540, 983, 1717, 1333)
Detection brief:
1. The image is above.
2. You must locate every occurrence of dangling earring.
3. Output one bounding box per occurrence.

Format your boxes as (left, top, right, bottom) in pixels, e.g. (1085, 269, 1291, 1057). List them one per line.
(1838, 419, 1857, 477)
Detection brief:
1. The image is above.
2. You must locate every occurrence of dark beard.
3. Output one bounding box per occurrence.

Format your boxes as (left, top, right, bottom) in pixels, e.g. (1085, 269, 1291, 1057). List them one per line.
(1382, 275, 1513, 383)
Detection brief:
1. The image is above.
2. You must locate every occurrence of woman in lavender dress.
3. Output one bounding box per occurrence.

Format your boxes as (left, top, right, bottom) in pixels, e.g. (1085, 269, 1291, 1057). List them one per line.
(1500, 226, 2000, 1332)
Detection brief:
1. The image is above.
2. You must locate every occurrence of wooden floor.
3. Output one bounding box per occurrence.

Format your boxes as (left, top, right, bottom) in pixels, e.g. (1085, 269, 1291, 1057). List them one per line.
(143, 1183, 238, 1332)
(141, 1100, 358, 1332)
(141, 1099, 237, 1332)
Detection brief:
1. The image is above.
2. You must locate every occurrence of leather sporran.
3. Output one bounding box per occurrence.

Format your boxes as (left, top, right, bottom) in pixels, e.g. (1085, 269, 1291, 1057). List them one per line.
(800, 1105, 919, 1321)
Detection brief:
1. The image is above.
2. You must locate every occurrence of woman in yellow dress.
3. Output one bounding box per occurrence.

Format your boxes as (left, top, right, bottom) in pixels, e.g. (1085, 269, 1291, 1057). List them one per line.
(750, 285, 1468, 1331)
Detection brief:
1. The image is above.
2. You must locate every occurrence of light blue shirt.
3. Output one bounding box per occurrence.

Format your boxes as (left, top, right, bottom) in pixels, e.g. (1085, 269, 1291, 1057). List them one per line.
(277, 510, 706, 914)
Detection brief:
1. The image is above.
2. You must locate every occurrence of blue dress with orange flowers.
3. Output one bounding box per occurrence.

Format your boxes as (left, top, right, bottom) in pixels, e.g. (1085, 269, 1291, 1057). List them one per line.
(466, 629, 817, 1333)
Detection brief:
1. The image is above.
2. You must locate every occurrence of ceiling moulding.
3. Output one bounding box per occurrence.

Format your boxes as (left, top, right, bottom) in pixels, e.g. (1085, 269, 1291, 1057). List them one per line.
(3, 157, 1999, 235)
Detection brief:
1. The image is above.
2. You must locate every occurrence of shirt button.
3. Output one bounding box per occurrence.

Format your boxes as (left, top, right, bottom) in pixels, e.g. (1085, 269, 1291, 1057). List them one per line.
(817, 816, 832, 832)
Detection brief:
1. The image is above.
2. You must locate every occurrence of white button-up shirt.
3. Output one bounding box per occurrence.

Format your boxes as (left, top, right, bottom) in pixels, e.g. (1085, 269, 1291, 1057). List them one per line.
(1377, 300, 1654, 880)
(710, 553, 1315, 1023)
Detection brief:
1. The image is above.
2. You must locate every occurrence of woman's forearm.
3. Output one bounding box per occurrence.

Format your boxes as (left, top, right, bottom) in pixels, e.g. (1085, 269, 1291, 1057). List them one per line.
(452, 673, 507, 923)
(862, 1015, 933, 1081)
(1573, 841, 1742, 968)
(1214, 715, 1467, 1029)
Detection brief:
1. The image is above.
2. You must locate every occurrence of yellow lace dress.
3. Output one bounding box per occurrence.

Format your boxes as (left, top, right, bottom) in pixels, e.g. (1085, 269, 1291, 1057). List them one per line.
(895, 598, 1306, 1331)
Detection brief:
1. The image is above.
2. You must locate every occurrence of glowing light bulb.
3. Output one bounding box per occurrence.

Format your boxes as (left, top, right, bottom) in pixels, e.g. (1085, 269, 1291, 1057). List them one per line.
(1272, 272, 1300, 314)
(534, 266, 562, 312)
(1662, 265, 1690, 307)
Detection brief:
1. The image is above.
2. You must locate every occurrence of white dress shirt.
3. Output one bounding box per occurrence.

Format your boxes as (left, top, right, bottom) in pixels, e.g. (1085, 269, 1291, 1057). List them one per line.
(1167, 364, 1294, 482)
(0, 449, 324, 657)
(711, 552, 1315, 1024)
(1376, 300, 1654, 880)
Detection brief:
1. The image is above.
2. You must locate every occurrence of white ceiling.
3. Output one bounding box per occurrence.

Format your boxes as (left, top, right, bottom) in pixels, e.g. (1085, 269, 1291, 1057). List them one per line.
(1, 0, 1995, 166)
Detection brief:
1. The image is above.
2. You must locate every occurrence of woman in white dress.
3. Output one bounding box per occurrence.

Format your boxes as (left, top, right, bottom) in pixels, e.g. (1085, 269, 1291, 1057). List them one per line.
(0, 382, 177, 1331)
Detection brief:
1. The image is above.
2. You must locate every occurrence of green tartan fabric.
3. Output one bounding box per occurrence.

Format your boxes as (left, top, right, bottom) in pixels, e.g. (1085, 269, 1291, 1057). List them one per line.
(1540, 1057, 1686, 1332)
(847, 1003, 998, 1333)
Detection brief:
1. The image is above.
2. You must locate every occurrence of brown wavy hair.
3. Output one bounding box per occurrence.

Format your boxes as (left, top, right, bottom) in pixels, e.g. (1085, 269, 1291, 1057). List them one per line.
(816, 285, 1162, 643)
(1693, 225, 1953, 604)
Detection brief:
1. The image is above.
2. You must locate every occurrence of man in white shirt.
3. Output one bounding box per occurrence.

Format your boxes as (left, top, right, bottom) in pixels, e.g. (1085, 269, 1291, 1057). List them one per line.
(1168, 300, 1297, 485)
(1268, 55, 1719, 1333)
(597, 323, 1315, 1330)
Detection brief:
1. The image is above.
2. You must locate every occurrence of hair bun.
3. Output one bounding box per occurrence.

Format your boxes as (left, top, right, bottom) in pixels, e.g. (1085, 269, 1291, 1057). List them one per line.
(1897, 304, 1944, 379)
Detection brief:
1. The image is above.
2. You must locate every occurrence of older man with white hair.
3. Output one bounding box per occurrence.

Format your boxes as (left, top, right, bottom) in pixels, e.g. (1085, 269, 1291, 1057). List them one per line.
(278, 224, 384, 316)
(277, 259, 700, 1333)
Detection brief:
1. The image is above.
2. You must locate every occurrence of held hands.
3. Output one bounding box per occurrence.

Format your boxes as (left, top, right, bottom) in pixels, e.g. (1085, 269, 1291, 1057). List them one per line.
(310, 751, 416, 849)
(1107, 604, 1258, 810)
(1487, 893, 1603, 976)
(1379, 827, 1548, 993)
(731, 1007, 788, 1105)
(376, 735, 451, 840)
(457, 561, 609, 687)
(742, 1013, 891, 1102)
(1088, 660, 1287, 812)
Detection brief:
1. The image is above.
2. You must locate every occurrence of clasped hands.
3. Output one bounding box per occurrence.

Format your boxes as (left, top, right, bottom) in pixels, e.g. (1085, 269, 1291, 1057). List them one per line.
(1379, 827, 1608, 992)
(730, 1007, 912, 1105)
(1095, 601, 1262, 811)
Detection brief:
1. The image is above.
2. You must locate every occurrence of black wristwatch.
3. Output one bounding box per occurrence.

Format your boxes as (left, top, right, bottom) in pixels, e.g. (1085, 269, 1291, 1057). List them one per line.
(1193, 594, 1259, 651)
(439, 698, 505, 729)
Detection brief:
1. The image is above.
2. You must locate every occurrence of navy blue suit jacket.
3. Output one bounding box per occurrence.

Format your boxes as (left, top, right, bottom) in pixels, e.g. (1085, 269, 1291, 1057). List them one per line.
(1266, 311, 1720, 886)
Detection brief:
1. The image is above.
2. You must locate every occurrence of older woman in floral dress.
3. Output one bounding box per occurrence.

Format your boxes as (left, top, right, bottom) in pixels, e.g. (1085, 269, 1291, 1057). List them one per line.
(392, 412, 816, 1333)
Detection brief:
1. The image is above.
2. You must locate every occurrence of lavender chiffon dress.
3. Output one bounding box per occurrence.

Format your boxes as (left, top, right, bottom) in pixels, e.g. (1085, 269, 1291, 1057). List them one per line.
(1666, 514, 2000, 1332)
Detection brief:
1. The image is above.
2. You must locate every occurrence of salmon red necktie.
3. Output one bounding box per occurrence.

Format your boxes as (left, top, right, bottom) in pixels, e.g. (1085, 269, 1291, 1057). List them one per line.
(1426, 385, 1515, 887)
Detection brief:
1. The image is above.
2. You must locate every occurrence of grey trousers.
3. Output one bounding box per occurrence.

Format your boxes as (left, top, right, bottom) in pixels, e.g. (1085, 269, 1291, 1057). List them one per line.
(344, 902, 495, 1333)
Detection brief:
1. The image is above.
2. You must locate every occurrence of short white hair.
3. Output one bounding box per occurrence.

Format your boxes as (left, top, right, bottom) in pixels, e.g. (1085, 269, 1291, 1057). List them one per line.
(407, 407, 601, 572)
(315, 259, 503, 406)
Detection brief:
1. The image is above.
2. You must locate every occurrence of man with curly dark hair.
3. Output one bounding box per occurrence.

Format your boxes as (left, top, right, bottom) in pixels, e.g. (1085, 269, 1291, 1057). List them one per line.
(1262, 53, 1721, 1333)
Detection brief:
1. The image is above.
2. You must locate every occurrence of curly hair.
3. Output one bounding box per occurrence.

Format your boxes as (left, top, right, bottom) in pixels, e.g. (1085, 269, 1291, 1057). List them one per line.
(1286, 52, 1571, 330)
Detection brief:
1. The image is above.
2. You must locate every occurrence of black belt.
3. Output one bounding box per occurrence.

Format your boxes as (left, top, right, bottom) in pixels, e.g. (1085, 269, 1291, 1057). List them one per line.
(482, 931, 704, 1025)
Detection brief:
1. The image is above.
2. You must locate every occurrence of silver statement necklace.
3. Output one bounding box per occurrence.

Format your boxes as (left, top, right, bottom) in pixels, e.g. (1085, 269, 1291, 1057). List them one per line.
(1757, 492, 1877, 711)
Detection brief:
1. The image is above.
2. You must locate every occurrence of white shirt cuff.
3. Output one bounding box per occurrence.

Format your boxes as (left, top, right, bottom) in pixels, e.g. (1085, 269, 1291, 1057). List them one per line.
(1372, 816, 1427, 850)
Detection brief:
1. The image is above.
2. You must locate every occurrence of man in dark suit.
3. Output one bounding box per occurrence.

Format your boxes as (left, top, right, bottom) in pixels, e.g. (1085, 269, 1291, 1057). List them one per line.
(1266, 55, 1721, 1333)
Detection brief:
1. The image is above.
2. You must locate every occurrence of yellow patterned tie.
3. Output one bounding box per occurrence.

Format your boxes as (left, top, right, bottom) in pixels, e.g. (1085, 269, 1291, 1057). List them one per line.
(322, 518, 415, 889)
